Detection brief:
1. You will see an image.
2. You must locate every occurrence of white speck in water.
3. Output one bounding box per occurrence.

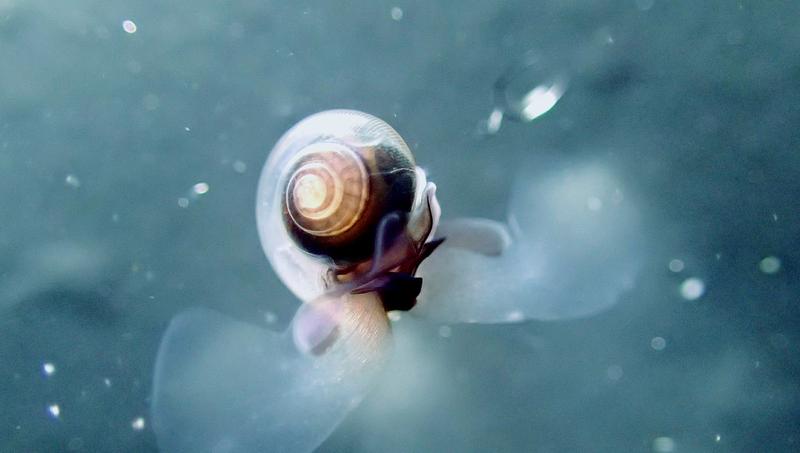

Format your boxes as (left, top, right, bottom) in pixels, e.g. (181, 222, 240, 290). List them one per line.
(438, 325, 452, 338)
(606, 365, 623, 381)
(390, 7, 403, 21)
(184, 126, 191, 132)
(142, 93, 160, 111)
(650, 337, 666, 351)
(192, 182, 210, 195)
(263, 311, 277, 325)
(177, 197, 189, 208)
(42, 362, 56, 376)
(47, 404, 61, 419)
(103, 378, 112, 387)
(680, 277, 705, 300)
(758, 256, 781, 274)
(131, 417, 146, 431)
(122, 20, 137, 34)
(636, 0, 655, 12)
(485, 108, 504, 134)
(772, 212, 778, 222)
(505, 310, 524, 322)
(652, 436, 675, 452)
(715, 433, 722, 442)
(387, 311, 402, 322)
(668, 259, 685, 273)
(586, 196, 603, 211)
(65, 174, 81, 188)
(233, 160, 247, 173)
(111, 213, 120, 223)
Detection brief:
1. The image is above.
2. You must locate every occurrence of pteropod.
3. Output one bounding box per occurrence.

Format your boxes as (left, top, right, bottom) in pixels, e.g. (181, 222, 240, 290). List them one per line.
(152, 110, 643, 452)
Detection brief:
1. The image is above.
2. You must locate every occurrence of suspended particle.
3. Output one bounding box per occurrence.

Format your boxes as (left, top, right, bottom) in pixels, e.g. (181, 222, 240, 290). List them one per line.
(758, 256, 781, 274)
(122, 20, 137, 34)
(680, 277, 705, 300)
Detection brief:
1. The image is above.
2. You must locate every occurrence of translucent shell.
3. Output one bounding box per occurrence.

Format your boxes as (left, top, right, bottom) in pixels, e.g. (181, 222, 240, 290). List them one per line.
(256, 110, 422, 302)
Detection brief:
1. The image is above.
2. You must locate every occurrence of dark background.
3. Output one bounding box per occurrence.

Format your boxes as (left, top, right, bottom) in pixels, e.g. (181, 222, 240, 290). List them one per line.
(1, 0, 798, 451)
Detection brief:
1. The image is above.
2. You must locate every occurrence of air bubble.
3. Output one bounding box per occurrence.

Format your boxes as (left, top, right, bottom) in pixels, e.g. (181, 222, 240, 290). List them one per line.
(758, 256, 781, 274)
(668, 259, 684, 273)
(390, 7, 403, 21)
(122, 20, 137, 34)
(47, 404, 61, 419)
(131, 417, 146, 431)
(42, 362, 56, 376)
(650, 337, 666, 351)
(680, 277, 705, 300)
(481, 53, 568, 135)
(65, 174, 81, 188)
(652, 436, 675, 452)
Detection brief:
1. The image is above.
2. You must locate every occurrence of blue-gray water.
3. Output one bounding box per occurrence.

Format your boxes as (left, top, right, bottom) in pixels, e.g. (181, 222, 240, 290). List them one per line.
(1, 0, 798, 452)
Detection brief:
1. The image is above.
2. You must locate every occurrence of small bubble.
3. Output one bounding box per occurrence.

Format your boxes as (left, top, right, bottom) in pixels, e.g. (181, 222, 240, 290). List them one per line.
(758, 256, 781, 274)
(122, 20, 137, 34)
(111, 213, 120, 223)
(232, 160, 247, 173)
(390, 7, 403, 21)
(606, 365, 623, 381)
(103, 378, 112, 388)
(668, 259, 685, 273)
(42, 362, 56, 376)
(479, 108, 504, 135)
(177, 197, 189, 208)
(680, 277, 705, 300)
(493, 53, 568, 124)
(47, 404, 61, 419)
(184, 126, 191, 132)
(131, 417, 146, 431)
(715, 434, 722, 442)
(438, 325, 452, 338)
(652, 436, 675, 452)
(772, 213, 779, 222)
(650, 337, 666, 351)
(263, 311, 277, 325)
(192, 182, 210, 195)
(65, 174, 81, 188)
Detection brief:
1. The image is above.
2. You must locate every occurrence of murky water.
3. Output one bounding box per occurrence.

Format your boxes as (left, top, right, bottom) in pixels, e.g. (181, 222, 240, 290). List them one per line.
(1, 1, 798, 452)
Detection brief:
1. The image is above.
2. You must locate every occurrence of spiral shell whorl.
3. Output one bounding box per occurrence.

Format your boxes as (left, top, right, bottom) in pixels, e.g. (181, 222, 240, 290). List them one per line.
(285, 143, 369, 237)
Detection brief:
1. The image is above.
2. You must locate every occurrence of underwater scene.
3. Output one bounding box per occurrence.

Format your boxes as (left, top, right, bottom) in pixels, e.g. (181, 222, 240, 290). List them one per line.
(1, 0, 798, 452)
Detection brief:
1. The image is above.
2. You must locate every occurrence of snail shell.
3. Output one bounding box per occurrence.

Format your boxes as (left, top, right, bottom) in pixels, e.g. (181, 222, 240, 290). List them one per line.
(257, 110, 424, 301)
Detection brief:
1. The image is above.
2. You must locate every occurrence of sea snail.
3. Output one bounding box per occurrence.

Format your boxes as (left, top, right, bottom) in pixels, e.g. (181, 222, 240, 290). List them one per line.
(152, 110, 645, 453)
(257, 110, 443, 313)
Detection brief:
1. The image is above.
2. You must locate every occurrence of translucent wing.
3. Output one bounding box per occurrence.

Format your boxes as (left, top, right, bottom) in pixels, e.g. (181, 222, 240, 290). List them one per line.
(151, 292, 390, 453)
(415, 162, 643, 323)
